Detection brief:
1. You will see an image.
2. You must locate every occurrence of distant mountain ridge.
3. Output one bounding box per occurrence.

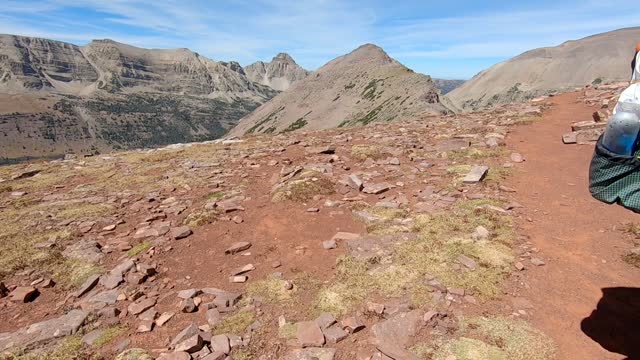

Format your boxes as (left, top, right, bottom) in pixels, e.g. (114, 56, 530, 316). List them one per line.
(447, 27, 640, 110)
(230, 43, 450, 137)
(0, 34, 280, 162)
(244, 53, 309, 91)
(433, 79, 465, 95)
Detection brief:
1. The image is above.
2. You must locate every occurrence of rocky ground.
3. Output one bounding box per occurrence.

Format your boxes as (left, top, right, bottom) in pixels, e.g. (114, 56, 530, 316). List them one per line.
(0, 83, 637, 360)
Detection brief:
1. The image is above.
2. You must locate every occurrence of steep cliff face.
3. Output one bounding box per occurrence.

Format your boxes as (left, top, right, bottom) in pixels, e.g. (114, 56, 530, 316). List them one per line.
(230, 44, 450, 137)
(81, 39, 276, 100)
(0, 35, 98, 93)
(0, 35, 279, 162)
(244, 53, 309, 91)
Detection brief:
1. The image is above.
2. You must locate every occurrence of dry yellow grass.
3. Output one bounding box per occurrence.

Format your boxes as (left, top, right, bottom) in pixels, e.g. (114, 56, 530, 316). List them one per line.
(314, 198, 515, 316)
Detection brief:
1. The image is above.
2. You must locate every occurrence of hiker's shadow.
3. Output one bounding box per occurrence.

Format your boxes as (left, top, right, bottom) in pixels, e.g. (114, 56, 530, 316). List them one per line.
(581, 287, 640, 360)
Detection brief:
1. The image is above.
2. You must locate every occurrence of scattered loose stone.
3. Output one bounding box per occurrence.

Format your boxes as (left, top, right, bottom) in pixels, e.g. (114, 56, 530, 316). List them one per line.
(175, 334, 204, 353)
(181, 298, 197, 313)
(225, 241, 252, 254)
(98, 307, 120, 318)
(285, 348, 337, 360)
(308, 145, 336, 154)
(210, 334, 230, 354)
(192, 346, 212, 359)
(100, 272, 123, 290)
(137, 263, 156, 276)
(0, 309, 88, 351)
(372, 310, 423, 360)
(87, 289, 120, 305)
(448, 288, 465, 296)
(514, 262, 526, 271)
(457, 255, 477, 270)
(82, 329, 105, 346)
(137, 320, 154, 333)
(10, 287, 39, 303)
(296, 321, 325, 348)
(423, 310, 438, 323)
(331, 232, 360, 241)
(230, 264, 255, 276)
(321, 323, 347, 344)
(366, 302, 385, 315)
(206, 309, 221, 327)
(202, 352, 226, 360)
(128, 298, 156, 315)
(315, 313, 337, 330)
(172, 226, 193, 240)
(346, 174, 364, 191)
(464, 295, 477, 304)
(230, 275, 248, 283)
(363, 183, 391, 194)
(156, 312, 175, 327)
(177, 288, 201, 299)
(531, 258, 546, 266)
(471, 226, 490, 241)
(170, 323, 200, 349)
(157, 352, 191, 360)
(463, 165, 489, 184)
(40, 279, 55, 288)
(103, 224, 117, 231)
(341, 316, 365, 333)
(139, 308, 158, 321)
(510, 153, 525, 163)
(283, 280, 294, 290)
(232, 216, 244, 224)
(322, 240, 337, 250)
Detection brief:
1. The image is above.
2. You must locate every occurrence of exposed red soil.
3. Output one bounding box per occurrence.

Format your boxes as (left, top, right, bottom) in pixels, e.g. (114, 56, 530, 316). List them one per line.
(506, 92, 640, 360)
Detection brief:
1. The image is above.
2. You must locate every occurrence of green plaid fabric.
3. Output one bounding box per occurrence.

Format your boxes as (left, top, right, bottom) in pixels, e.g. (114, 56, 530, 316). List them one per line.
(589, 136, 640, 212)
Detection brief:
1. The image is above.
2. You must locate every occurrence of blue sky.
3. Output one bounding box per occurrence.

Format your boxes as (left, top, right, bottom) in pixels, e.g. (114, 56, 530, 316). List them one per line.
(1, 0, 638, 79)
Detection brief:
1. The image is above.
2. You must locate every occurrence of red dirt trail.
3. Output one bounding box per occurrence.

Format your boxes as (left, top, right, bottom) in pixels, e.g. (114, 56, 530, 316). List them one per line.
(507, 92, 640, 360)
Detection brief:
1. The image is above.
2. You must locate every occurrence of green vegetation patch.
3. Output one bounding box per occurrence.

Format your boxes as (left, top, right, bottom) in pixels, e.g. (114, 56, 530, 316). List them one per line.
(93, 325, 128, 348)
(183, 210, 217, 227)
(56, 258, 104, 289)
(278, 323, 298, 339)
(350, 144, 388, 161)
(513, 116, 543, 125)
(361, 79, 383, 100)
(448, 147, 507, 162)
(434, 317, 555, 360)
(247, 278, 293, 303)
(272, 173, 335, 202)
(315, 198, 515, 316)
(245, 106, 285, 135)
(9, 334, 86, 360)
(281, 118, 308, 133)
(127, 242, 152, 257)
(213, 310, 256, 336)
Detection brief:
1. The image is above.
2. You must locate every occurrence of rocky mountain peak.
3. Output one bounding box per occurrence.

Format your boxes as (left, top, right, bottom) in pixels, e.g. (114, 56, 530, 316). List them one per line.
(243, 53, 309, 91)
(331, 43, 396, 68)
(273, 52, 295, 62)
(231, 44, 448, 137)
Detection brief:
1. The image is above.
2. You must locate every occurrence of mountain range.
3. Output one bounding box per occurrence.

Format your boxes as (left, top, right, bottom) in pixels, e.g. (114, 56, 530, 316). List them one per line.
(244, 53, 310, 91)
(0, 35, 303, 162)
(229, 44, 450, 136)
(2, 27, 640, 162)
(448, 27, 640, 110)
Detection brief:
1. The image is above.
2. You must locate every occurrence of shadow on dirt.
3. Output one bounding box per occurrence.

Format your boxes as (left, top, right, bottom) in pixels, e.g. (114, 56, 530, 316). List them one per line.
(581, 287, 640, 360)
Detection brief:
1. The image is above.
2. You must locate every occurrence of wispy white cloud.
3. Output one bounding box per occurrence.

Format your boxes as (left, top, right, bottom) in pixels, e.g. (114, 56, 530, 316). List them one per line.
(0, 0, 638, 78)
